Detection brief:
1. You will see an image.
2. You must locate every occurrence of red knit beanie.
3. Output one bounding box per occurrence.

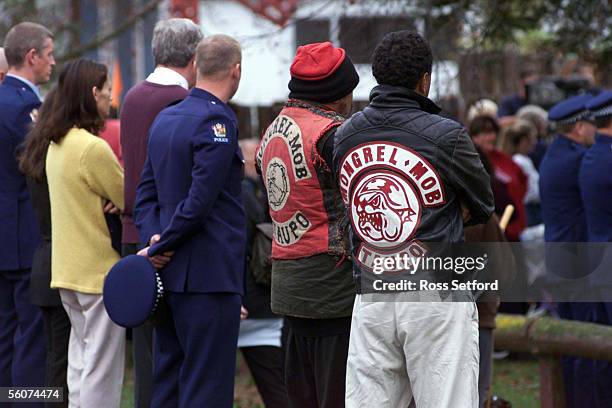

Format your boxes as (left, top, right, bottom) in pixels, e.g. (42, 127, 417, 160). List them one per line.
(288, 42, 359, 103)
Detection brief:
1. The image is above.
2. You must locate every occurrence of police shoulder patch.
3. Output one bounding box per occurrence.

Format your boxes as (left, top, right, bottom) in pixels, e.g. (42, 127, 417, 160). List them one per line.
(212, 122, 228, 143)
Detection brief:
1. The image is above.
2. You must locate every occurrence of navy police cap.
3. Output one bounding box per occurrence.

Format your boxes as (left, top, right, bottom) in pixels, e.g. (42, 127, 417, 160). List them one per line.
(103, 255, 164, 328)
(548, 93, 594, 125)
(587, 90, 612, 119)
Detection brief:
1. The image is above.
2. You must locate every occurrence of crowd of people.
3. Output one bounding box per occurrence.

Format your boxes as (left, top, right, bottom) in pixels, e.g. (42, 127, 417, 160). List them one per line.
(1, 15, 611, 408)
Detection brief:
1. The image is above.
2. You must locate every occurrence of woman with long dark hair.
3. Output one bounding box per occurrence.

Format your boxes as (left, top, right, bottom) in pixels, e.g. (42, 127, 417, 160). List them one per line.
(44, 59, 125, 407)
(18, 86, 70, 407)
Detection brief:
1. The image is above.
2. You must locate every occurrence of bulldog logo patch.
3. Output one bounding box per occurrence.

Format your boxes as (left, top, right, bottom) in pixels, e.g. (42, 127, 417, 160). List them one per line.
(339, 141, 446, 271)
(351, 171, 421, 246)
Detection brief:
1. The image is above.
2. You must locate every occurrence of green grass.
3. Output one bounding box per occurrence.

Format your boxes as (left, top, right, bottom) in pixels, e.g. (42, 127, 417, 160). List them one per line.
(492, 356, 540, 407)
(119, 342, 540, 408)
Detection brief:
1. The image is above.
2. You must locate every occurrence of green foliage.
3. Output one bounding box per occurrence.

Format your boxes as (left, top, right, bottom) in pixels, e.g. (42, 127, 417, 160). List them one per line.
(461, 0, 611, 65)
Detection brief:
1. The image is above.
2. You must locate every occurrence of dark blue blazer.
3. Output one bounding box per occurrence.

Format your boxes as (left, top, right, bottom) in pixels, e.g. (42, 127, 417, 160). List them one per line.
(540, 134, 589, 281)
(134, 88, 246, 294)
(580, 133, 612, 242)
(539, 134, 588, 243)
(0, 76, 41, 270)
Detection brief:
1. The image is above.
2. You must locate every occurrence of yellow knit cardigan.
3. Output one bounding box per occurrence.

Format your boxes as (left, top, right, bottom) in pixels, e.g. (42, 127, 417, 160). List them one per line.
(47, 127, 124, 294)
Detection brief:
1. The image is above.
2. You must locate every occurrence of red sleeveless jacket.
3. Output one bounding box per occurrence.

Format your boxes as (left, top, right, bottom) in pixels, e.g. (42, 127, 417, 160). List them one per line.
(256, 100, 347, 260)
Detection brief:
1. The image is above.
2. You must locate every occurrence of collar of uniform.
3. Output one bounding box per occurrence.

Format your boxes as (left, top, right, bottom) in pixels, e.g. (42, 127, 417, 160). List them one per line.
(4, 74, 42, 100)
(556, 133, 586, 150)
(595, 132, 612, 145)
(190, 87, 225, 105)
(189, 87, 236, 121)
(145, 66, 189, 90)
(369, 84, 441, 114)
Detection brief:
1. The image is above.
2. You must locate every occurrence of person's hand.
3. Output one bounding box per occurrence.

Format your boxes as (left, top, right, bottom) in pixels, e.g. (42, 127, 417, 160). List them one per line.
(137, 245, 174, 269)
(240, 306, 249, 320)
(103, 200, 120, 214)
(149, 234, 161, 246)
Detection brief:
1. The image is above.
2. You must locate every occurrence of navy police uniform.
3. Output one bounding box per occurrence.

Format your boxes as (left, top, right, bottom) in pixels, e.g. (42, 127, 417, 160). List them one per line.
(134, 87, 246, 407)
(0, 75, 46, 391)
(540, 93, 596, 408)
(579, 90, 612, 407)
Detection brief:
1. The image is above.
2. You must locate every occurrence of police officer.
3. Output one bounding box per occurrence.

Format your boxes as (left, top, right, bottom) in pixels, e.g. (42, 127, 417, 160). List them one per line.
(539, 93, 596, 408)
(579, 90, 612, 406)
(0, 22, 54, 391)
(134, 35, 245, 407)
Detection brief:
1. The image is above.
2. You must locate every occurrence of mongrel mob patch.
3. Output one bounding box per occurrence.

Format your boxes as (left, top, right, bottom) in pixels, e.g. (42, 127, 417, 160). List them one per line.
(258, 115, 313, 246)
(339, 141, 446, 272)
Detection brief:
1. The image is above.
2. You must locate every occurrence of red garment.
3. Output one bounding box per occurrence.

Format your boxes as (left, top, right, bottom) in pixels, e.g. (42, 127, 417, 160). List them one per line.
(487, 149, 527, 241)
(256, 101, 343, 260)
(291, 42, 345, 80)
(118, 81, 188, 244)
(99, 119, 122, 166)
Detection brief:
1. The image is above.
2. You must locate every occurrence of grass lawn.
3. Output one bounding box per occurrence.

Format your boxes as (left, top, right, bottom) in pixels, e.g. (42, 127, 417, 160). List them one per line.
(120, 344, 540, 408)
(491, 356, 540, 407)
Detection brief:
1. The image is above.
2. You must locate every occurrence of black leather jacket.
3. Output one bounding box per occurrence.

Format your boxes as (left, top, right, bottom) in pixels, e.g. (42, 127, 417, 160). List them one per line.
(333, 85, 494, 283)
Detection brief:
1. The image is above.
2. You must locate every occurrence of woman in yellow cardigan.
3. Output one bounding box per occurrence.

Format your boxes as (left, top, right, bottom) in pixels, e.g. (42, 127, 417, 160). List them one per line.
(45, 59, 124, 408)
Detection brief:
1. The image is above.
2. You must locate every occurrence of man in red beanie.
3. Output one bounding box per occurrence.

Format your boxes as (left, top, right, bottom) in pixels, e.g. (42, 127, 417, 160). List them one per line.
(255, 42, 359, 408)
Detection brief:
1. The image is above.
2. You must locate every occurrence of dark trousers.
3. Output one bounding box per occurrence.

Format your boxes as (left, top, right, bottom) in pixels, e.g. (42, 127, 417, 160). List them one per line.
(39, 306, 70, 408)
(0, 269, 46, 408)
(0, 269, 46, 386)
(478, 328, 494, 408)
(558, 302, 597, 408)
(152, 292, 241, 408)
(284, 320, 350, 408)
(241, 346, 289, 408)
(122, 243, 153, 408)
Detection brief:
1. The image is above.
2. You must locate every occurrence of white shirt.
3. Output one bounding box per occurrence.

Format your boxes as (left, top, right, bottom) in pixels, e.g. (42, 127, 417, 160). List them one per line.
(513, 153, 540, 204)
(145, 67, 188, 90)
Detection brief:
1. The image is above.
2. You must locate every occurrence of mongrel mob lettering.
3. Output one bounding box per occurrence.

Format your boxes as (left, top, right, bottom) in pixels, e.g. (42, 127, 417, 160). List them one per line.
(274, 212, 311, 246)
(339, 142, 444, 207)
(257, 115, 312, 181)
(339, 142, 446, 272)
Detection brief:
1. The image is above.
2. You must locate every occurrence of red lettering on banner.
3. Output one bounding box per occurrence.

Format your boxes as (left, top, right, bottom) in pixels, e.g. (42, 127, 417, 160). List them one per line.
(409, 161, 427, 180)
(377, 145, 385, 161)
(421, 176, 436, 190)
(389, 148, 398, 165)
(363, 147, 373, 164)
(342, 161, 354, 178)
(351, 152, 362, 168)
(425, 190, 441, 204)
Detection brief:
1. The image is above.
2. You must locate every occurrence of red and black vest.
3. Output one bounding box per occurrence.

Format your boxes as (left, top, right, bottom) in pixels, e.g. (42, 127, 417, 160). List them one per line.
(256, 100, 347, 260)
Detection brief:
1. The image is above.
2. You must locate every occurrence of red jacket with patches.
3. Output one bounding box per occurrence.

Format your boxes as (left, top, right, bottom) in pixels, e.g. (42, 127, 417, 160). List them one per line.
(256, 100, 347, 260)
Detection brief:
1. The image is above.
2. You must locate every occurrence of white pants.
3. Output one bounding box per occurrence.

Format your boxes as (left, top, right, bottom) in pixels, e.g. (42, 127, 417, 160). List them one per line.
(60, 289, 125, 408)
(346, 295, 479, 408)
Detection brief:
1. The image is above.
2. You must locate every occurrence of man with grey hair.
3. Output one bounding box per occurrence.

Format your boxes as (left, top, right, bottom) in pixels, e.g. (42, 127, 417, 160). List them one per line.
(0, 48, 8, 82)
(135, 34, 244, 407)
(0, 21, 54, 392)
(119, 17, 202, 408)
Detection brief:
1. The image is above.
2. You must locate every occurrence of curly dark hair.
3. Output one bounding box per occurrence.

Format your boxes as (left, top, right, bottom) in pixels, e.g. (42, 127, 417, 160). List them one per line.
(372, 31, 432, 90)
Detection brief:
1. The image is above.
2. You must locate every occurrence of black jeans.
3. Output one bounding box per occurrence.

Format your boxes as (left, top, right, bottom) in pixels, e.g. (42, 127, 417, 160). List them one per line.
(284, 317, 351, 408)
(40, 306, 70, 408)
(241, 345, 288, 408)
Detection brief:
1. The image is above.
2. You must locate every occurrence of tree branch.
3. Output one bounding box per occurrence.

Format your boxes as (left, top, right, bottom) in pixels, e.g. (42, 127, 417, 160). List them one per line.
(58, 0, 164, 62)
